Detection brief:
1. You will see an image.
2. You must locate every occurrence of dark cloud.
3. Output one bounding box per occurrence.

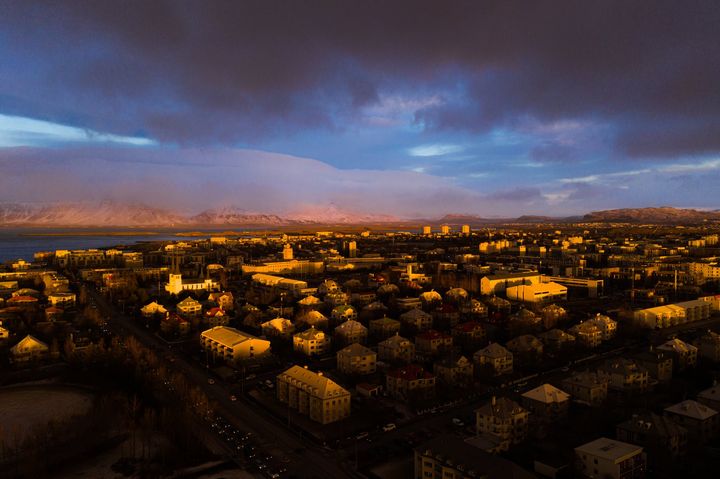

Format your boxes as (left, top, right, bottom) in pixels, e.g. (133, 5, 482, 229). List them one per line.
(0, 0, 718, 158)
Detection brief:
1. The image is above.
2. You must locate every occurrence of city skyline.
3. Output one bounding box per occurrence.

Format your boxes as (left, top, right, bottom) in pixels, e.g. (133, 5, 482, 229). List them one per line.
(1, 1, 720, 217)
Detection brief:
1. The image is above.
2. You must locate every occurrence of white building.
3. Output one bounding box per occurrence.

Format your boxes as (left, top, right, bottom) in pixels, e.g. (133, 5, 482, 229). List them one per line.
(200, 326, 271, 362)
(506, 282, 567, 303)
(575, 437, 645, 479)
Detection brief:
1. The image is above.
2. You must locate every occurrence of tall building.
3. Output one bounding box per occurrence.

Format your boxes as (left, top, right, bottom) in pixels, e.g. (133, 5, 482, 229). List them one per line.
(422, 225, 432, 235)
(276, 365, 351, 424)
(461, 224, 471, 234)
(282, 244, 294, 260)
(348, 240, 357, 258)
(440, 224, 450, 235)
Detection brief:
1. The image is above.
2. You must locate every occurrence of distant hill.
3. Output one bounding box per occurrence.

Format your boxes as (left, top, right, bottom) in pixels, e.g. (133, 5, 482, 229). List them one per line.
(583, 207, 720, 224)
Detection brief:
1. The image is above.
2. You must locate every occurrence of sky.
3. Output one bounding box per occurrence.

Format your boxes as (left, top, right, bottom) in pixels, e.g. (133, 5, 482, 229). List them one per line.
(1, 0, 719, 218)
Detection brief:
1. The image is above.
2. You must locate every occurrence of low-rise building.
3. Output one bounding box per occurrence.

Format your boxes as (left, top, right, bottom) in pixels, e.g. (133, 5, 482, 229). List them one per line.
(539, 329, 576, 351)
(10, 335, 49, 363)
(587, 313, 617, 340)
(695, 331, 720, 362)
(333, 319, 368, 346)
(377, 333, 415, 363)
(201, 326, 271, 362)
(657, 338, 698, 370)
(293, 327, 331, 356)
(47, 292, 76, 308)
(386, 364, 435, 401)
(474, 343, 513, 375)
(634, 347, 674, 382)
(141, 301, 168, 317)
(261, 317, 296, 338)
(433, 355, 473, 387)
(562, 371, 609, 406)
(399, 307, 433, 331)
(276, 365, 350, 424)
(598, 358, 651, 393)
(452, 320, 486, 350)
(569, 322, 603, 348)
(575, 437, 646, 479)
(506, 281, 567, 303)
(664, 400, 719, 443)
(337, 343, 377, 375)
(415, 330, 453, 356)
(616, 412, 687, 462)
(520, 383, 570, 423)
(697, 383, 720, 412)
(369, 316, 401, 340)
(475, 396, 529, 452)
(176, 296, 202, 317)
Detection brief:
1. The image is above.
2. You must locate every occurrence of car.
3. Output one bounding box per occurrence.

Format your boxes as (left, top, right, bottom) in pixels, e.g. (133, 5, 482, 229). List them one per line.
(382, 423, 396, 432)
(560, 366, 570, 372)
(356, 431, 369, 440)
(245, 374, 257, 380)
(208, 378, 216, 384)
(452, 418, 464, 427)
(230, 395, 237, 401)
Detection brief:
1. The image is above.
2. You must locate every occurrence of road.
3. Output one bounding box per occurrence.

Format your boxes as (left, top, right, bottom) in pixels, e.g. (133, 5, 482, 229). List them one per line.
(87, 287, 360, 479)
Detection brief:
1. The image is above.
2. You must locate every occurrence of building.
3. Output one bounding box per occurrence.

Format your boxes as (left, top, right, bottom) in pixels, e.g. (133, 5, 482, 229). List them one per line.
(587, 314, 617, 340)
(200, 326, 271, 362)
(474, 343, 513, 375)
(415, 330, 453, 356)
(176, 296, 202, 317)
(475, 397, 529, 452)
(337, 343, 377, 375)
(452, 321, 486, 350)
(664, 400, 719, 443)
(47, 292, 76, 308)
(208, 291, 235, 311)
(414, 435, 535, 479)
(243, 260, 324, 276)
(616, 413, 688, 462)
(540, 304, 567, 329)
(386, 364, 435, 401)
(697, 383, 720, 412)
(461, 224, 471, 235)
(694, 331, 720, 362)
(480, 271, 541, 296)
(282, 244, 293, 260)
(250, 273, 309, 294)
(634, 348, 673, 382)
(369, 316, 401, 340)
(633, 300, 710, 329)
(520, 383, 570, 422)
(569, 322, 603, 348)
(562, 371, 609, 406)
(400, 307, 433, 331)
(293, 327, 331, 356)
(0, 322, 9, 340)
(333, 319, 368, 347)
(657, 338, 698, 370)
(378, 333, 415, 363)
(10, 335, 49, 363)
(276, 365, 351, 424)
(506, 334, 544, 362)
(506, 282, 568, 303)
(433, 355, 474, 387)
(598, 358, 651, 394)
(331, 304, 358, 323)
(574, 437, 646, 479)
(539, 329, 576, 351)
(141, 301, 168, 317)
(261, 317, 296, 338)
(165, 272, 220, 295)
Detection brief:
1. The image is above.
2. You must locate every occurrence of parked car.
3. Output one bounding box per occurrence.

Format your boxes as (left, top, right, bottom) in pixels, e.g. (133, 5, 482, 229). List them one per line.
(452, 418, 464, 427)
(382, 423, 396, 432)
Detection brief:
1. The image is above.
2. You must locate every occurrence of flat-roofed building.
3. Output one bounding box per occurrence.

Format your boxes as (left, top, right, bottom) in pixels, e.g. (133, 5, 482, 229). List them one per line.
(276, 365, 350, 424)
(480, 271, 541, 296)
(575, 437, 646, 479)
(506, 282, 567, 303)
(337, 343, 377, 375)
(201, 326, 271, 362)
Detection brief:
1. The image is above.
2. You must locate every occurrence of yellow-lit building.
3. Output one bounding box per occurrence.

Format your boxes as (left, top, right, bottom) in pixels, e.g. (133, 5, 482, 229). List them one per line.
(276, 365, 351, 424)
(177, 296, 202, 317)
(200, 326, 271, 362)
(293, 327, 331, 356)
(10, 335, 49, 363)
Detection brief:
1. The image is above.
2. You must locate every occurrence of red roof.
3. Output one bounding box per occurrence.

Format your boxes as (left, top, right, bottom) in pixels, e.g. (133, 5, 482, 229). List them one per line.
(8, 296, 38, 303)
(454, 321, 482, 333)
(439, 303, 458, 313)
(416, 329, 450, 341)
(387, 364, 434, 380)
(205, 307, 225, 317)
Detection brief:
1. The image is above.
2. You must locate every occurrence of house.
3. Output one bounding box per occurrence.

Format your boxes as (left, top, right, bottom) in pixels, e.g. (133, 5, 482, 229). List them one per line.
(201, 326, 271, 362)
(475, 396, 529, 452)
(369, 316, 401, 340)
(10, 335, 49, 363)
(293, 327, 331, 356)
(277, 365, 350, 424)
(330, 304, 357, 323)
(261, 317, 296, 338)
(204, 307, 230, 327)
(337, 343, 377, 375)
(460, 298, 488, 317)
(208, 291, 235, 311)
(296, 310, 329, 330)
(562, 371, 608, 406)
(664, 400, 719, 443)
(474, 343, 513, 375)
(694, 330, 720, 362)
(697, 383, 720, 412)
(433, 355, 473, 387)
(386, 364, 435, 401)
(574, 437, 646, 479)
(160, 312, 190, 336)
(587, 314, 617, 340)
(400, 307, 433, 331)
(414, 435, 535, 479)
(520, 384, 570, 422)
(47, 292, 76, 308)
(452, 321, 486, 350)
(616, 412, 687, 462)
(0, 322, 9, 340)
(539, 329, 576, 351)
(377, 333, 415, 363)
(657, 338, 698, 371)
(165, 271, 220, 295)
(176, 297, 202, 317)
(334, 319, 368, 346)
(634, 347, 673, 382)
(598, 358, 651, 394)
(505, 334, 544, 362)
(297, 294, 322, 309)
(508, 308, 542, 335)
(540, 304, 567, 329)
(415, 330, 453, 356)
(569, 322, 603, 348)
(141, 301, 168, 317)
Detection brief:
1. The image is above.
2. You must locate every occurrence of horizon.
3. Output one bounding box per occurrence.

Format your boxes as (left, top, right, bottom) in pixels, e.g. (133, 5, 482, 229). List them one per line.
(2, 2, 720, 216)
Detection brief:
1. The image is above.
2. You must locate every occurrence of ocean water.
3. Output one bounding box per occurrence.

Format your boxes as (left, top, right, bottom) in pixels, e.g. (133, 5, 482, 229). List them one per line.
(0, 229, 183, 263)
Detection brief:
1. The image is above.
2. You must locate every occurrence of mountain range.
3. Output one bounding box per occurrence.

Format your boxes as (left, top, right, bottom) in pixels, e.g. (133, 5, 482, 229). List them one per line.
(0, 202, 719, 227)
